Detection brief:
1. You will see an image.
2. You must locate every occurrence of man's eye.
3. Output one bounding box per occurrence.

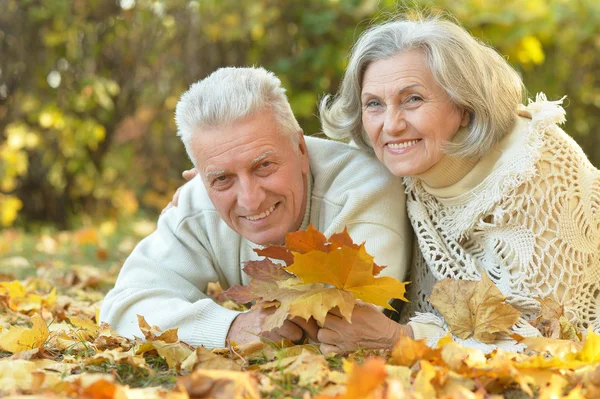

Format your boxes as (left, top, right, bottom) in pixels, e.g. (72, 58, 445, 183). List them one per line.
(213, 176, 229, 185)
(260, 161, 272, 168)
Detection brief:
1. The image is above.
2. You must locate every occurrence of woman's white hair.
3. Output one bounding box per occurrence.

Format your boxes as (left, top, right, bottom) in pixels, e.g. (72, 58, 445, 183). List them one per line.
(319, 15, 525, 159)
(175, 67, 301, 163)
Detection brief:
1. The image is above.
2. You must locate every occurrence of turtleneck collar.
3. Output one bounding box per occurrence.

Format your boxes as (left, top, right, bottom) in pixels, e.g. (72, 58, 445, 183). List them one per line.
(415, 154, 479, 189)
(414, 128, 479, 189)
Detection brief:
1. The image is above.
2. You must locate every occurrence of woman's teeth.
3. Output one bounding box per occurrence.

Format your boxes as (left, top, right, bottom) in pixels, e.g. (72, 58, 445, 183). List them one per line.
(388, 139, 420, 149)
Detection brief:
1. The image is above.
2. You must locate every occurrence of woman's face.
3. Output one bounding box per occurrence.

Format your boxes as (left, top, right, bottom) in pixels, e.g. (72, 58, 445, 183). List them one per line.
(361, 50, 469, 177)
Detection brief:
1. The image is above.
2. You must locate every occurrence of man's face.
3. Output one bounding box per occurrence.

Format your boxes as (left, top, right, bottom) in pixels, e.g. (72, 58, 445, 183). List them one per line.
(191, 111, 310, 245)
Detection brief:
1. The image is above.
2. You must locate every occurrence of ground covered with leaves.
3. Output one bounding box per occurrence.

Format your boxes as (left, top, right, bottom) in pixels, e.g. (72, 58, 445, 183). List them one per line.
(1, 221, 600, 399)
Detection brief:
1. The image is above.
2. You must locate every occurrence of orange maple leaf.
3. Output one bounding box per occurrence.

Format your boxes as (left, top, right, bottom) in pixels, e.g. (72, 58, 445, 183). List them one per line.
(225, 225, 408, 333)
(285, 241, 407, 310)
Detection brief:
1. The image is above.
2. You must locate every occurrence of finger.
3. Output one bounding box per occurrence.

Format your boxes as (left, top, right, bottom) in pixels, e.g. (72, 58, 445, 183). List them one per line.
(289, 316, 319, 342)
(172, 187, 182, 207)
(320, 343, 342, 355)
(182, 168, 198, 181)
(322, 312, 346, 330)
(328, 306, 343, 317)
(317, 328, 342, 346)
(260, 330, 284, 343)
(276, 320, 304, 343)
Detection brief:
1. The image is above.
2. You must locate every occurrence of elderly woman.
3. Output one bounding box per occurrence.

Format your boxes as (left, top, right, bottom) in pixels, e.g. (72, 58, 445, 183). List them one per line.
(317, 16, 600, 353)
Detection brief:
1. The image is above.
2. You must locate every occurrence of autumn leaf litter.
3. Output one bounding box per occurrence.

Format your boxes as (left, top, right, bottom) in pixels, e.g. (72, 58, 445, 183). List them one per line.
(0, 226, 599, 398)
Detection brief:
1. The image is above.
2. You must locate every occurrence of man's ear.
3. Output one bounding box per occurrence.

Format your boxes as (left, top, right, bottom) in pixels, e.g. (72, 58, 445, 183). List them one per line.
(297, 130, 310, 174)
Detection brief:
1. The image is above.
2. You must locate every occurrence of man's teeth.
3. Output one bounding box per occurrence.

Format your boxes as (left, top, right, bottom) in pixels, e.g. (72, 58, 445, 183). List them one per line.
(245, 204, 276, 221)
(388, 139, 420, 149)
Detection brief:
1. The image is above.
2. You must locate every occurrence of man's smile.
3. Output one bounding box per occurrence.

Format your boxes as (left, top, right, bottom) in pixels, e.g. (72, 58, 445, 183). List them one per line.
(242, 202, 279, 221)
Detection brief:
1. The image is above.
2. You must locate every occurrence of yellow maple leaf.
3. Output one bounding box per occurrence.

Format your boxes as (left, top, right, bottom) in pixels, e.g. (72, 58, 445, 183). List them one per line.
(328, 357, 387, 399)
(390, 335, 441, 367)
(263, 285, 355, 330)
(578, 329, 600, 363)
(429, 274, 521, 343)
(67, 315, 100, 341)
(0, 313, 49, 354)
(285, 242, 407, 310)
(413, 360, 437, 398)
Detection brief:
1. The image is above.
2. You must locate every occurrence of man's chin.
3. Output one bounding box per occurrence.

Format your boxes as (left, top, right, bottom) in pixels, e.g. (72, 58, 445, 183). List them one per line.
(244, 228, 286, 247)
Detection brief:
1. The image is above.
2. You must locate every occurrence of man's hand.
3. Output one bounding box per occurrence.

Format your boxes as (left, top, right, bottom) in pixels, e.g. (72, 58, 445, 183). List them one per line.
(227, 308, 313, 346)
(182, 168, 198, 182)
(317, 303, 413, 354)
(161, 168, 199, 215)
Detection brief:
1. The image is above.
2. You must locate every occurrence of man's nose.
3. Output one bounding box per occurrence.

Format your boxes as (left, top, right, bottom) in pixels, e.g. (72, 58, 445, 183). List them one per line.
(237, 177, 265, 212)
(383, 108, 407, 135)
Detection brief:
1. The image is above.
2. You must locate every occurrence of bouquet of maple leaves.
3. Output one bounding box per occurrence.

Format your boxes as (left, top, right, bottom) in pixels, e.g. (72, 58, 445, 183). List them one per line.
(223, 224, 409, 333)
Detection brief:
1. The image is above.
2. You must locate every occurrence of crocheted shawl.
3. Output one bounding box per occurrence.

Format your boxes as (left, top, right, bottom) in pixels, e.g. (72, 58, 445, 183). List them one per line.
(401, 94, 600, 350)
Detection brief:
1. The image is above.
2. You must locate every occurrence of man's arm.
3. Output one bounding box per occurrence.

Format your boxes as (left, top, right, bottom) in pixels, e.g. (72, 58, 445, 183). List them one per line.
(103, 192, 312, 347)
(100, 214, 242, 349)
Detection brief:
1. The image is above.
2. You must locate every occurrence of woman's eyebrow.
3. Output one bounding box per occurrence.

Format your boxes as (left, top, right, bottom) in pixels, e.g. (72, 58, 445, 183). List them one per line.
(361, 83, 425, 99)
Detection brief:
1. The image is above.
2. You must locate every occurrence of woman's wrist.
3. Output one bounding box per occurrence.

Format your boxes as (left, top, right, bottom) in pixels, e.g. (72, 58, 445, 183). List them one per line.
(388, 321, 414, 349)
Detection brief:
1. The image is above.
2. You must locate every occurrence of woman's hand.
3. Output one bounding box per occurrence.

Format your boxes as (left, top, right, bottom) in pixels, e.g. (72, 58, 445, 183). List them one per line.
(317, 302, 413, 354)
(161, 168, 199, 214)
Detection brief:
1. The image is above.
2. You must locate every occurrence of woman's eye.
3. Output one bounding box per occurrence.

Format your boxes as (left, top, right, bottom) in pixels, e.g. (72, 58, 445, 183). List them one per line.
(364, 99, 381, 108)
(407, 95, 423, 103)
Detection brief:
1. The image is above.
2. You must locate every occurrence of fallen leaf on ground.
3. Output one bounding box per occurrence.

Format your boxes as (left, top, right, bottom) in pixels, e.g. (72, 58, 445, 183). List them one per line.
(0, 313, 49, 354)
(429, 274, 521, 343)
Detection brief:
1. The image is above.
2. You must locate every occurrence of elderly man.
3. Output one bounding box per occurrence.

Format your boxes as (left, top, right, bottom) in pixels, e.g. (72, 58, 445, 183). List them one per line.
(100, 67, 411, 349)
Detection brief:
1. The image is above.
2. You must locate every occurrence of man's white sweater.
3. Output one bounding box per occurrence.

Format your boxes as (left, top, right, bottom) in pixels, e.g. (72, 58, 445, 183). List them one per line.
(100, 136, 412, 348)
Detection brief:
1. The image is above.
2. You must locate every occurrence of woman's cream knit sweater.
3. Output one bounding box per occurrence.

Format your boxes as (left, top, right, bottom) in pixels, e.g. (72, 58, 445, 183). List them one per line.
(400, 95, 600, 351)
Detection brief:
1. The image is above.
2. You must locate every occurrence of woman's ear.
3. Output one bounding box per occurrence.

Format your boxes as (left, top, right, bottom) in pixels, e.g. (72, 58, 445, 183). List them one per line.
(460, 109, 471, 127)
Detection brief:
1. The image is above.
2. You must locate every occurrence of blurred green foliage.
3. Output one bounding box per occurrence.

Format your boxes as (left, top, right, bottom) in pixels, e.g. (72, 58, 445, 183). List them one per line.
(1, 0, 599, 229)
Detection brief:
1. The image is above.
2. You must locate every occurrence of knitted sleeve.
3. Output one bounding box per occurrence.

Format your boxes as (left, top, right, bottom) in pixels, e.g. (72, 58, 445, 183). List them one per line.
(99, 214, 242, 349)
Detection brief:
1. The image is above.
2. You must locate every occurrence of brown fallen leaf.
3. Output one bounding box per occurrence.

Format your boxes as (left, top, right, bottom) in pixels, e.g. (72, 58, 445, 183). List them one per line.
(137, 340, 194, 369)
(429, 274, 521, 343)
(177, 369, 261, 399)
(179, 346, 242, 373)
(260, 349, 332, 387)
(137, 314, 179, 343)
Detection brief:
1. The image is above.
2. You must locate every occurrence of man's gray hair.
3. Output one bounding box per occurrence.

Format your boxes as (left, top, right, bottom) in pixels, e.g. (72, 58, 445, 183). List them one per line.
(176, 67, 301, 163)
(319, 16, 525, 159)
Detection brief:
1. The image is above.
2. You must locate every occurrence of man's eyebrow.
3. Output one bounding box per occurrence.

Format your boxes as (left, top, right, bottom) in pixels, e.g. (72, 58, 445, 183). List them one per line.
(250, 150, 274, 166)
(205, 169, 227, 180)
